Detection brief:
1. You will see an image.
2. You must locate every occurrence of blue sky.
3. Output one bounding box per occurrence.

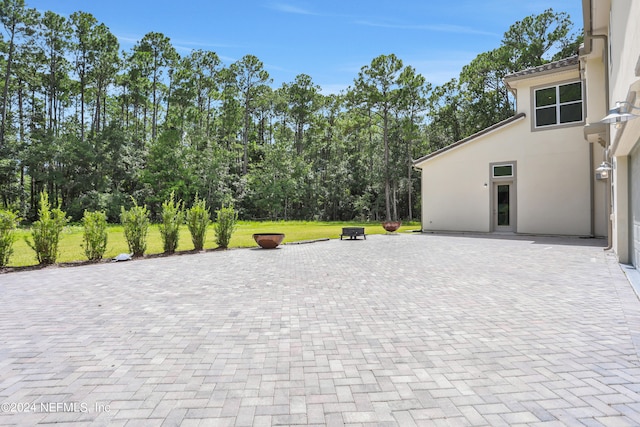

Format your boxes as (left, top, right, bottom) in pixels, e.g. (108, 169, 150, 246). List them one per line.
(26, 1, 583, 94)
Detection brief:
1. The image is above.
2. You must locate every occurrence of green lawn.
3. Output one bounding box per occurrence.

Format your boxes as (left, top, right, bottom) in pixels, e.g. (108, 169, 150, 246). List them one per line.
(5, 221, 420, 268)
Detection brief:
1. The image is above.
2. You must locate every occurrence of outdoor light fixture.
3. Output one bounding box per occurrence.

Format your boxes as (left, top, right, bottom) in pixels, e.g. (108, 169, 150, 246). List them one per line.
(599, 101, 640, 128)
(595, 161, 613, 179)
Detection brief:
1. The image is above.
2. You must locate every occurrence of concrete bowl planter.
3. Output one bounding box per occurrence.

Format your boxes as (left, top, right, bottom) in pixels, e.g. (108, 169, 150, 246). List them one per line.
(253, 233, 285, 249)
(382, 221, 402, 232)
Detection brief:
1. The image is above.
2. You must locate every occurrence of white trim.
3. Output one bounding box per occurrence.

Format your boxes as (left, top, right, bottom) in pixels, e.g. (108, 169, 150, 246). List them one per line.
(489, 161, 517, 232)
(533, 80, 584, 129)
(492, 164, 514, 178)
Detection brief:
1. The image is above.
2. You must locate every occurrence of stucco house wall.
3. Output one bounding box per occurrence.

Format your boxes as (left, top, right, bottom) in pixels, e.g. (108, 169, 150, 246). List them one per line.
(608, 0, 640, 266)
(580, 51, 609, 239)
(581, 0, 640, 266)
(417, 116, 592, 235)
(415, 58, 603, 237)
(415, 0, 639, 262)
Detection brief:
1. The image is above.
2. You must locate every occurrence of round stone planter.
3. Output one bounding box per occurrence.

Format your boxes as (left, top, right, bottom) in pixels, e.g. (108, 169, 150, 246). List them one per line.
(382, 221, 402, 232)
(253, 233, 285, 249)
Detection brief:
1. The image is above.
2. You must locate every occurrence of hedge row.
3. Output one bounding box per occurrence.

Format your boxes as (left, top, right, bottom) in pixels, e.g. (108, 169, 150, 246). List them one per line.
(0, 192, 237, 267)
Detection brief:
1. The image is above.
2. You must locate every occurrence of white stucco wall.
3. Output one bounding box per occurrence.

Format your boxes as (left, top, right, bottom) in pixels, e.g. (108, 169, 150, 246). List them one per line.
(608, 1, 640, 139)
(417, 117, 592, 235)
(416, 65, 595, 236)
(581, 53, 609, 238)
(418, 141, 494, 233)
(609, 0, 640, 265)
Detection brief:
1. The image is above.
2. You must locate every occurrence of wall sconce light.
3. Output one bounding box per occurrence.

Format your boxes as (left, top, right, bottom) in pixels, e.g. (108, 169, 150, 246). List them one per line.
(595, 161, 612, 179)
(599, 101, 640, 128)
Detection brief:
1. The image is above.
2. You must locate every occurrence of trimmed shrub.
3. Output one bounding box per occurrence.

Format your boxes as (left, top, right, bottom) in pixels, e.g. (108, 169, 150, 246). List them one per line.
(159, 192, 184, 254)
(26, 192, 69, 265)
(186, 195, 210, 251)
(214, 205, 237, 249)
(120, 199, 150, 257)
(82, 210, 108, 261)
(0, 209, 20, 267)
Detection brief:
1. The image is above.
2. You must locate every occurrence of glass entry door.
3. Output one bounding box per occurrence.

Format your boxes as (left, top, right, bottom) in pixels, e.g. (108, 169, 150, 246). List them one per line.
(494, 183, 515, 232)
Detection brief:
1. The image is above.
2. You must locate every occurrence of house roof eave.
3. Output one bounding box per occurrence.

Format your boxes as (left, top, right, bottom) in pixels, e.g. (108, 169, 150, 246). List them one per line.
(503, 56, 580, 84)
(413, 112, 526, 168)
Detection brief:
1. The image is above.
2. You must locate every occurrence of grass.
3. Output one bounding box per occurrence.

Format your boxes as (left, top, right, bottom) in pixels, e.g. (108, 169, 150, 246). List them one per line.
(5, 221, 421, 268)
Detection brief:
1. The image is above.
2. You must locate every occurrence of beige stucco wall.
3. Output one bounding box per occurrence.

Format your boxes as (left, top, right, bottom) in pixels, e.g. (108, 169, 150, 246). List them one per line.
(418, 143, 493, 233)
(612, 0, 640, 265)
(416, 66, 597, 236)
(581, 49, 610, 238)
(608, 1, 640, 146)
(417, 117, 592, 235)
(602, 0, 640, 264)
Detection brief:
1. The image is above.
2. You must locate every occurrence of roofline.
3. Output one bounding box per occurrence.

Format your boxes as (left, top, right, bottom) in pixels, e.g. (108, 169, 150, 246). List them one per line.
(413, 113, 526, 167)
(504, 56, 580, 84)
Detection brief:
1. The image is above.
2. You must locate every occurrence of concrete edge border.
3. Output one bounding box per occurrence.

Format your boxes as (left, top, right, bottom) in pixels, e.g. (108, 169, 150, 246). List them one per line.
(621, 263, 640, 300)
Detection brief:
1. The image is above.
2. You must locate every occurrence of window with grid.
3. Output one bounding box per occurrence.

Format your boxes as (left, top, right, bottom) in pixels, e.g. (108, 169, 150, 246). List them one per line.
(534, 82, 583, 128)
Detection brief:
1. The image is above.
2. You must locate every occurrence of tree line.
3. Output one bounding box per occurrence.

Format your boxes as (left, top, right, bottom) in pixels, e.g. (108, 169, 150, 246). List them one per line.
(0, 1, 581, 222)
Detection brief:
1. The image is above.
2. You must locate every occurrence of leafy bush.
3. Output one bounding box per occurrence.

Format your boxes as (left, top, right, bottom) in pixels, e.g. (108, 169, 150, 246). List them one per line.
(159, 191, 184, 254)
(82, 210, 108, 261)
(26, 192, 69, 265)
(186, 195, 210, 251)
(0, 209, 20, 267)
(120, 199, 150, 257)
(214, 205, 237, 249)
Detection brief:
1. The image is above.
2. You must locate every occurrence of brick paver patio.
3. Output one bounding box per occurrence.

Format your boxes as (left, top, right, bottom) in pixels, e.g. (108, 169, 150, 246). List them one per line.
(1, 233, 639, 426)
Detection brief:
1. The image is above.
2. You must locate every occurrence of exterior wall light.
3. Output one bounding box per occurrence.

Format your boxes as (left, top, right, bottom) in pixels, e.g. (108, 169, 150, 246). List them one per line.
(599, 101, 640, 128)
(595, 161, 612, 179)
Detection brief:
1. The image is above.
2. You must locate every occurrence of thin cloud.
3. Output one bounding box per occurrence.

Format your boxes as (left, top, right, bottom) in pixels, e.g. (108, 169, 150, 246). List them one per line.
(408, 56, 477, 85)
(355, 20, 499, 37)
(268, 3, 317, 16)
(171, 39, 238, 49)
(116, 35, 141, 45)
(264, 63, 289, 73)
(319, 83, 350, 95)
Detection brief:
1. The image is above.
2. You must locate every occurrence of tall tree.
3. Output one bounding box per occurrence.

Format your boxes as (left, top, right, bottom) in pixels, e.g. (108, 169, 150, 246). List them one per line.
(188, 49, 221, 134)
(89, 23, 118, 134)
(231, 54, 270, 175)
(0, 0, 37, 148)
(502, 8, 575, 70)
(216, 66, 241, 152)
(70, 11, 97, 142)
(397, 66, 429, 221)
(284, 73, 321, 155)
(121, 50, 152, 143)
(40, 10, 71, 135)
(426, 79, 462, 150)
(353, 53, 403, 221)
(459, 46, 515, 134)
(131, 32, 178, 140)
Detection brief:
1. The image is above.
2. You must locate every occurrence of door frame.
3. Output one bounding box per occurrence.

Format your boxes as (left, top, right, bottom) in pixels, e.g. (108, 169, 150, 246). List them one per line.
(490, 161, 517, 232)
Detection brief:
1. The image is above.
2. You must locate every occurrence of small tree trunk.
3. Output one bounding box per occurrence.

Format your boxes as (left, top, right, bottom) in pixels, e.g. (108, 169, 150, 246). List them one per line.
(392, 185, 398, 221)
(407, 161, 413, 221)
(0, 21, 16, 149)
(383, 108, 391, 221)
